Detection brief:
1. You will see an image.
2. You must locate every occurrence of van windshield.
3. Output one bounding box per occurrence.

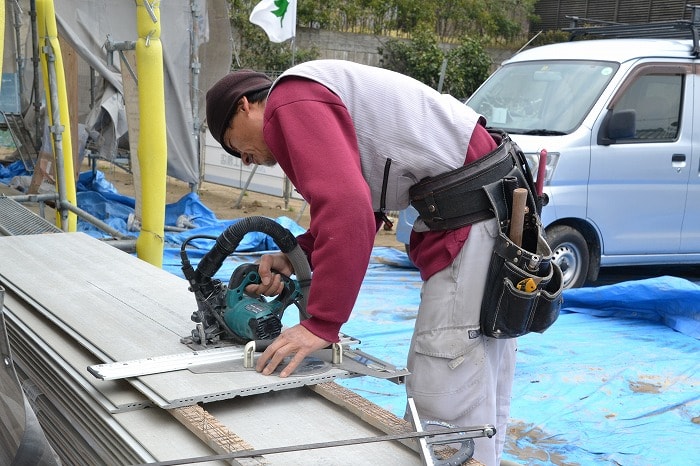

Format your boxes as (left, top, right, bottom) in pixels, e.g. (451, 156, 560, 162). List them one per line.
(467, 60, 619, 134)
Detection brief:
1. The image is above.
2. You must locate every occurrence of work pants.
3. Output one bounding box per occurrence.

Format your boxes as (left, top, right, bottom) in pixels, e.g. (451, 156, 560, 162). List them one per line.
(406, 218, 517, 466)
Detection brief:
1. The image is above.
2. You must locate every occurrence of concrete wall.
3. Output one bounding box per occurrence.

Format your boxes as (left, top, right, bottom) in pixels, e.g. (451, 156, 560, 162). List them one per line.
(297, 28, 388, 67)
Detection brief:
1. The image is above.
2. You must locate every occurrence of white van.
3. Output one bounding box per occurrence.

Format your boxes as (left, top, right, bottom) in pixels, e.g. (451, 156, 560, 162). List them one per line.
(398, 22, 700, 289)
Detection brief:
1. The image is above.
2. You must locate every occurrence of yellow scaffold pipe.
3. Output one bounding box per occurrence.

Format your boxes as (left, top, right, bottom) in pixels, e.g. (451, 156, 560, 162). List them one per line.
(134, 0, 167, 267)
(36, 0, 77, 231)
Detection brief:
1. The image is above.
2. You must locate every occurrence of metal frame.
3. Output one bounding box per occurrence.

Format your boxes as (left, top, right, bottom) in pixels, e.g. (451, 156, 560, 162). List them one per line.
(565, 4, 700, 55)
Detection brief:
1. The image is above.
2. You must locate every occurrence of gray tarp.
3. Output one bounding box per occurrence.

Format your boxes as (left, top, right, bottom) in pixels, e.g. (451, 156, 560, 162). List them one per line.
(8, 0, 232, 185)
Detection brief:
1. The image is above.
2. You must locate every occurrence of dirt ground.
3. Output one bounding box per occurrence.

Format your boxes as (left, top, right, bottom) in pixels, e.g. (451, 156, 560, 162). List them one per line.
(93, 160, 404, 250)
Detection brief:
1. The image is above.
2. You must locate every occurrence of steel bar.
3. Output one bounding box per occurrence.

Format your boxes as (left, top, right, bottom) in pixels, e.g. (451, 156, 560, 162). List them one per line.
(135, 425, 496, 466)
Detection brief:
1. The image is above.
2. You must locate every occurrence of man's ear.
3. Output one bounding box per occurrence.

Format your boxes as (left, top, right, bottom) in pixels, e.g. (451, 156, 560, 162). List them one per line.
(239, 96, 250, 113)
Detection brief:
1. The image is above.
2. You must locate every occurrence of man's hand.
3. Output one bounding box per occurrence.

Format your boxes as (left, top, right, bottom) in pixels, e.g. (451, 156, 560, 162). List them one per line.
(256, 325, 331, 378)
(245, 253, 294, 296)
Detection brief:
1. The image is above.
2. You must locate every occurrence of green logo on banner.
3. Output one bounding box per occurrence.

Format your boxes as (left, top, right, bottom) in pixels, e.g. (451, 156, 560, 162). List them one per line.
(272, 0, 290, 26)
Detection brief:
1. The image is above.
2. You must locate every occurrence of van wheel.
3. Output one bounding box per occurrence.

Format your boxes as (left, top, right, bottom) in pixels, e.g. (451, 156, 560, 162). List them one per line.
(547, 225, 589, 289)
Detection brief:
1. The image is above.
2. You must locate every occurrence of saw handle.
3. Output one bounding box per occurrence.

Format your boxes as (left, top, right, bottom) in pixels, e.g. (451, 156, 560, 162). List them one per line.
(228, 263, 300, 318)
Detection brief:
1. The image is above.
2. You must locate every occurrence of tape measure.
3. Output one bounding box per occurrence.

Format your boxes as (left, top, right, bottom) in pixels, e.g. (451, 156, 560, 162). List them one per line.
(516, 277, 537, 293)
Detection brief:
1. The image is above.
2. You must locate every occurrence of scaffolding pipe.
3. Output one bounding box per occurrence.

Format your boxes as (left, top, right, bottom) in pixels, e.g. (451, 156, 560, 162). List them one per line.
(6, 191, 127, 240)
(11, 0, 25, 100)
(134, 0, 168, 267)
(29, 0, 41, 149)
(7, 193, 185, 241)
(6, 192, 57, 203)
(190, 0, 202, 191)
(36, 0, 77, 231)
(1, 0, 4, 78)
(99, 239, 137, 253)
(58, 200, 132, 240)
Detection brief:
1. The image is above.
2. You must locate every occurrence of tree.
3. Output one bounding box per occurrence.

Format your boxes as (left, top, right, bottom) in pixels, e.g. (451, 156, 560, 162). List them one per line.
(378, 29, 444, 88)
(379, 29, 491, 99)
(444, 36, 492, 97)
(288, 0, 534, 43)
(225, 0, 526, 82)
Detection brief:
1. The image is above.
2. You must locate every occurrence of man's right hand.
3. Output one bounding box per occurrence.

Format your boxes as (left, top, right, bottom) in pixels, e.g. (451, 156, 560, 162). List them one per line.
(245, 252, 294, 297)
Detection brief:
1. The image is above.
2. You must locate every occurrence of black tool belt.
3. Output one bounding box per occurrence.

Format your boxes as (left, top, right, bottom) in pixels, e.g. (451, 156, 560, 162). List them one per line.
(409, 130, 527, 231)
(409, 129, 563, 338)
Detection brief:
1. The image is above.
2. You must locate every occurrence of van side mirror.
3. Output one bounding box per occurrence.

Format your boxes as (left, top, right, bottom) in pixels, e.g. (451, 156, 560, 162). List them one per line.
(598, 109, 636, 145)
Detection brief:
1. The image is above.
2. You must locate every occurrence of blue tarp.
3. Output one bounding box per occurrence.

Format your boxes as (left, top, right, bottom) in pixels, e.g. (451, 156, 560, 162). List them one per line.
(0, 159, 27, 181)
(3, 165, 699, 464)
(559, 276, 700, 340)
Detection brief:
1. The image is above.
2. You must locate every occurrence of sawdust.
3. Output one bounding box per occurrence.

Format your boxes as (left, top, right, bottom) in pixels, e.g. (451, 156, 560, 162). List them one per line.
(93, 160, 404, 249)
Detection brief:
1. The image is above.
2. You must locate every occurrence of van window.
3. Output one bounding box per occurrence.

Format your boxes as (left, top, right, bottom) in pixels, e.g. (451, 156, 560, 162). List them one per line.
(611, 74, 682, 141)
(467, 60, 618, 134)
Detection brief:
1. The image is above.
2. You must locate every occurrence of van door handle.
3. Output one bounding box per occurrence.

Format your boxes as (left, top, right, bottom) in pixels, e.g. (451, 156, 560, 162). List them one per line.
(671, 153, 686, 171)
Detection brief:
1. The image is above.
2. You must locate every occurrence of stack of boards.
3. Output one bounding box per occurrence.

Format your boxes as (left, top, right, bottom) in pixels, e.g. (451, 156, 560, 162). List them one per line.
(0, 232, 424, 465)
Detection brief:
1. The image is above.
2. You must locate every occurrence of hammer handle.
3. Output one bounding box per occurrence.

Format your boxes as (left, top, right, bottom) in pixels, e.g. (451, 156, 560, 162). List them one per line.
(509, 188, 528, 248)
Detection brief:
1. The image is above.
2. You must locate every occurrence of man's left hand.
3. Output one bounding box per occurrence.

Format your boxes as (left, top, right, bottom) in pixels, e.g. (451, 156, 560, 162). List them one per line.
(256, 324, 330, 377)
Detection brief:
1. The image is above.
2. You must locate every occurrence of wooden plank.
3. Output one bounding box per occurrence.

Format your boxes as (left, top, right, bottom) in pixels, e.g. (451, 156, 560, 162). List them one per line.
(28, 149, 56, 195)
(310, 382, 485, 466)
(170, 405, 268, 466)
(204, 387, 422, 465)
(310, 382, 411, 436)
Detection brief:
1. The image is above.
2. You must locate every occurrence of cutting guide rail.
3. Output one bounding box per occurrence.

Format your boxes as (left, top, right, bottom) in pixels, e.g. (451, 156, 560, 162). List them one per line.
(87, 346, 246, 380)
(88, 335, 409, 384)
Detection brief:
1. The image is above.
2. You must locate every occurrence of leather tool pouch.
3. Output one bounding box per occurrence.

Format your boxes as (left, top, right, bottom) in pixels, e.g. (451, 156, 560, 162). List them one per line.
(479, 141, 563, 338)
(410, 130, 563, 338)
(479, 188, 564, 338)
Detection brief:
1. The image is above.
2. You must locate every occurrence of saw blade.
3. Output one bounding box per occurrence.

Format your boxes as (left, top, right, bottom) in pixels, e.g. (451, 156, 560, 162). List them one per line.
(188, 356, 331, 376)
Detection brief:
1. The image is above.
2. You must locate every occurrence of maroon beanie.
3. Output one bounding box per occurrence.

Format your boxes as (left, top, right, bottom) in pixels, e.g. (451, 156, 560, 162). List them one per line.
(205, 70, 272, 157)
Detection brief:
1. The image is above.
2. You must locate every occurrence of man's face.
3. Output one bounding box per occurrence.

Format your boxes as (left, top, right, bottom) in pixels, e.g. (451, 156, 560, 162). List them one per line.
(223, 96, 276, 167)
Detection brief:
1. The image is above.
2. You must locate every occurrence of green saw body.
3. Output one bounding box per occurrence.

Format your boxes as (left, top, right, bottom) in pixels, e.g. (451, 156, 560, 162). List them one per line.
(224, 263, 302, 342)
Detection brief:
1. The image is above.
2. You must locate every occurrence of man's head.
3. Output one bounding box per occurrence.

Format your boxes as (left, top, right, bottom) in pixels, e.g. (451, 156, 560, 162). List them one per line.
(206, 70, 272, 159)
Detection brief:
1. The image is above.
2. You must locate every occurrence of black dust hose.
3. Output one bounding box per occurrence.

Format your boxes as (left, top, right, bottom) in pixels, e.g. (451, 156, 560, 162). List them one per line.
(181, 216, 311, 319)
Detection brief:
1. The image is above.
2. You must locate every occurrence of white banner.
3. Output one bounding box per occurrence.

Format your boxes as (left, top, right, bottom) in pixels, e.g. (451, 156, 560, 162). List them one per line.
(249, 0, 297, 43)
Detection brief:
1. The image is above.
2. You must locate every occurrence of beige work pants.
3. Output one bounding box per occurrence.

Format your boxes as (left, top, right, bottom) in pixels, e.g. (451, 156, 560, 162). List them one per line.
(406, 218, 517, 466)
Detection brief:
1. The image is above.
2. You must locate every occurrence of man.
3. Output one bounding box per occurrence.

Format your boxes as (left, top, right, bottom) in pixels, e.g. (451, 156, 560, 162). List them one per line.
(205, 60, 516, 466)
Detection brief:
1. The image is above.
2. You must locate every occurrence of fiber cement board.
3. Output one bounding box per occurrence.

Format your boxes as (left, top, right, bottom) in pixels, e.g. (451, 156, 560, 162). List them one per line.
(0, 233, 351, 408)
(3, 289, 150, 412)
(0, 233, 423, 464)
(204, 388, 419, 465)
